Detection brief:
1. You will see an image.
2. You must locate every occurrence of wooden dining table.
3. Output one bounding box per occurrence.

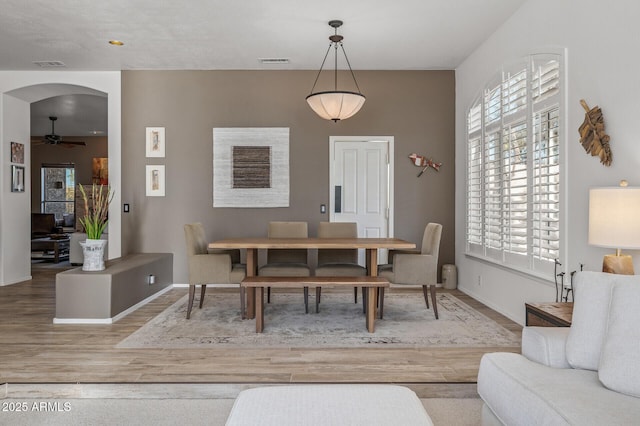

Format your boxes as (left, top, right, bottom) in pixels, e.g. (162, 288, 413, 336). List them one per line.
(208, 237, 416, 319)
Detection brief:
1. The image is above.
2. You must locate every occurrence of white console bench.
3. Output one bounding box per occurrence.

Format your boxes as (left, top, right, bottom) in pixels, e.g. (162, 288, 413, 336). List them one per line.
(54, 253, 173, 324)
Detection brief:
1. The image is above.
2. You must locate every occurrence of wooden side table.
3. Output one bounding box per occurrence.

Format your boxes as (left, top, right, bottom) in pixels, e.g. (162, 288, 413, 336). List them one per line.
(525, 302, 573, 327)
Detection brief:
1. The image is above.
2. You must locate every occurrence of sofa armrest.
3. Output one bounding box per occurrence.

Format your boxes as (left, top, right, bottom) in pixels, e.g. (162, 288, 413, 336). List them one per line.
(521, 326, 571, 368)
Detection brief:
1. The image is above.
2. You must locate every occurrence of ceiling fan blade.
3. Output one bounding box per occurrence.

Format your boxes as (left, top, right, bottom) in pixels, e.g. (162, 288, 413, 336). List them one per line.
(59, 140, 86, 147)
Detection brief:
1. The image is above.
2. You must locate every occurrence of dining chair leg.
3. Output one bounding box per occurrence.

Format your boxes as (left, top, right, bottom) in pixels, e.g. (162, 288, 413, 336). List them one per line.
(267, 287, 271, 303)
(430, 285, 439, 319)
(354, 287, 358, 303)
(379, 288, 385, 319)
(304, 287, 309, 314)
(316, 287, 321, 313)
(186, 285, 196, 319)
(199, 284, 207, 309)
(422, 285, 430, 309)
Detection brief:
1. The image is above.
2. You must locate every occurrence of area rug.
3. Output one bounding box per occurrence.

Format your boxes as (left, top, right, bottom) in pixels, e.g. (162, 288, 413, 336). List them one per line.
(116, 290, 520, 349)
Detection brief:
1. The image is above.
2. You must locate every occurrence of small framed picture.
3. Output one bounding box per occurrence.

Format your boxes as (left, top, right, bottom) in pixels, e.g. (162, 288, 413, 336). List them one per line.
(146, 165, 165, 197)
(11, 165, 25, 192)
(11, 142, 24, 164)
(146, 127, 165, 158)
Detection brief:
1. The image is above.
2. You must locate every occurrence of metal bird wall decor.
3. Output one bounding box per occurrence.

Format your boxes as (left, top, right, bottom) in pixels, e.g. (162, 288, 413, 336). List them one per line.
(578, 99, 612, 166)
(408, 153, 442, 177)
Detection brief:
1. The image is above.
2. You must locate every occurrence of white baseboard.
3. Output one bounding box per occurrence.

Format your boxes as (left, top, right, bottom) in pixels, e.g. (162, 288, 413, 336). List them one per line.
(53, 284, 174, 324)
(0, 275, 32, 286)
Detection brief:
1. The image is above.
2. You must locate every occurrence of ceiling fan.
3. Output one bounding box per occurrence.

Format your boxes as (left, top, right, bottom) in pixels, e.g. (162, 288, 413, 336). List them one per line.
(36, 116, 86, 147)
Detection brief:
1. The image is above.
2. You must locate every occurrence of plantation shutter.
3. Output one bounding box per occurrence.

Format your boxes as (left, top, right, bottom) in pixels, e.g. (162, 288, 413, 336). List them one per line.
(484, 131, 502, 259)
(502, 121, 528, 264)
(531, 56, 561, 275)
(467, 101, 483, 252)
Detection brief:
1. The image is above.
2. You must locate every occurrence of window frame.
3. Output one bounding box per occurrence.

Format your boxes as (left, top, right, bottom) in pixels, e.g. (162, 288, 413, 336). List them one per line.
(465, 53, 564, 281)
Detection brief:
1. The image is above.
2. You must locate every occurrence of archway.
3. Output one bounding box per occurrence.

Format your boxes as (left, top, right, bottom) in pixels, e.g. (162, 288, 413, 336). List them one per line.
(0, 73, 121, 286)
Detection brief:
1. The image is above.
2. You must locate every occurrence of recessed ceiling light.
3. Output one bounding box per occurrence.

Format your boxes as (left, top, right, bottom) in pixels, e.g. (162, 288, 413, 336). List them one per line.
(109, 40, 124, 46)
(90, 130, 104, 135)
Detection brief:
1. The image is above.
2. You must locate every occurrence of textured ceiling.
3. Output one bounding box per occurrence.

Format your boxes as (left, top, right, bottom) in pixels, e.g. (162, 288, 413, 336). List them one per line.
(6, 0, 525, 136)
(1, 0, 524, 71)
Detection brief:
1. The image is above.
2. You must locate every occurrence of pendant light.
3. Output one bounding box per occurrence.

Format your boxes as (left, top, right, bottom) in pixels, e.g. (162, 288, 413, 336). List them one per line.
(306, 20, 365, 122)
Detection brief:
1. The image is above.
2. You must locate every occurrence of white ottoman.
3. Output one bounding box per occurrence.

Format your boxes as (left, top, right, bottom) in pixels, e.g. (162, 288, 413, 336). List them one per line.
(225, 384, 433, 426)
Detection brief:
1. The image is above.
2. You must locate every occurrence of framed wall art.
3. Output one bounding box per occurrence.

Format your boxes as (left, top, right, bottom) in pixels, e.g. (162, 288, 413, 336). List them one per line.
(10, 142, 24, 164)
(11, 165, 25, 192)
(145, 127, 165, 158)
(146, 165, 165, 197)
(92, 157, 109, 185)
(213, 127, 289, 208)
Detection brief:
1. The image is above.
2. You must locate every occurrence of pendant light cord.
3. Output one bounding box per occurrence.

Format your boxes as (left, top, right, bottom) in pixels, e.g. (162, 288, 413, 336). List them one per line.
(339, 42, 362, 94)
(309, 44, 332, 94)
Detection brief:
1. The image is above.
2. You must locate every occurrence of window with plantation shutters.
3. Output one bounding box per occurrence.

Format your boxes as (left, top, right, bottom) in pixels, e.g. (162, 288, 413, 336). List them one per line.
(465, 53, 563, 279)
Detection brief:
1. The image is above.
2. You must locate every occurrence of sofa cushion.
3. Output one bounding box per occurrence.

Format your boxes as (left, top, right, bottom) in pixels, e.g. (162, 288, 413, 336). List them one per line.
(599, 283, 640, 397)
(565, 272, 640, 371)
(478, 352, 640, 426)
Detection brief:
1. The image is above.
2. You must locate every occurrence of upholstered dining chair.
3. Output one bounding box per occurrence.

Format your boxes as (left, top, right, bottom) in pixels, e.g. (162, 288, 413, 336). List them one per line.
(314, 221, 366, 304)
(258, 221, 311, 304)
(184, 223, 246, 319)
(378, 223, 442, 319)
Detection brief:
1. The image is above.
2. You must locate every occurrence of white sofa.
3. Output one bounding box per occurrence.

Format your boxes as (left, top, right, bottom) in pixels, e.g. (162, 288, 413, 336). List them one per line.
(478, 271, 640, 425)
(69, 232, 108, 265)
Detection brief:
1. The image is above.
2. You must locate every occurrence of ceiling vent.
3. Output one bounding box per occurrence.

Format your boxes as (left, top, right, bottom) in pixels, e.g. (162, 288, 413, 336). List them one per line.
(33, 61, 66, 68)
(259, 58, 290, 64)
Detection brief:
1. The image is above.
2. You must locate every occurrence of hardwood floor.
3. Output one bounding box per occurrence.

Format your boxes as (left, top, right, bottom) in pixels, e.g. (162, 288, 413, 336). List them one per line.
(0, 268, 521, 397)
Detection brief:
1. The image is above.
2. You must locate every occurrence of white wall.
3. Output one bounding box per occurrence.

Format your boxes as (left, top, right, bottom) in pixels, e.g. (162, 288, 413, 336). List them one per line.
(455, 0, 640, 324)
(0, 71, 121, 286)
(1, 95, 31, 284)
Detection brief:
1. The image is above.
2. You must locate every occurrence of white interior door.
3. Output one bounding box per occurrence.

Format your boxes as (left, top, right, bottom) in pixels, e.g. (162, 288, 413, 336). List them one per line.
(329, 137, 394, 265)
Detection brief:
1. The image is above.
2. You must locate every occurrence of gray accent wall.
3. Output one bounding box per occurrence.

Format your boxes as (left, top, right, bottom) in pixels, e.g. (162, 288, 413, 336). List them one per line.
(121, 70, 455, 283)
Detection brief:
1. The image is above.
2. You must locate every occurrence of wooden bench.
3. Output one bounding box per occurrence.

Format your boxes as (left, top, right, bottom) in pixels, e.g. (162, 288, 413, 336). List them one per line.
(241, 276, 390, 333)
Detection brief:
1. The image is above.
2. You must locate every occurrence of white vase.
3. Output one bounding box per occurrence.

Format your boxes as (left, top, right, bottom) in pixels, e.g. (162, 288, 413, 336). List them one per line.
(80, 239, 107, 271)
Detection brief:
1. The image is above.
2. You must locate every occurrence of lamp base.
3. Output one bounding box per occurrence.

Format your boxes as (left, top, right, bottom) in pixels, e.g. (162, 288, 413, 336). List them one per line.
(602, 254, 635, 275)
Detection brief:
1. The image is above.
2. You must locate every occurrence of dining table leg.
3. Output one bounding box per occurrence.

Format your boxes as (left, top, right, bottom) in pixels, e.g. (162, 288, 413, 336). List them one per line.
(365, 248, 379, 332)
(255, 286, 264, 333)
(245, 248, 257, 319)
(366, 286, 376, 332)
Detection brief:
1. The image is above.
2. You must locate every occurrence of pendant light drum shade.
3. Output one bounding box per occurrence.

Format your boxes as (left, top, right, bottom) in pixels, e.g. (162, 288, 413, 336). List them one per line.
(306, 91, 365, 122)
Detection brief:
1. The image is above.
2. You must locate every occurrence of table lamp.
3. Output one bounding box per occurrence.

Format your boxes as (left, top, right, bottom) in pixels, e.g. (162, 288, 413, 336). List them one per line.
(588, 182, 640, 274)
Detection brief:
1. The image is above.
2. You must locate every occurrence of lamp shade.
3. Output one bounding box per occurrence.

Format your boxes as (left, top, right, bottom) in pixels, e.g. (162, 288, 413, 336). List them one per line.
(589, 187, 640, 249)
(306, 91, 366, 122)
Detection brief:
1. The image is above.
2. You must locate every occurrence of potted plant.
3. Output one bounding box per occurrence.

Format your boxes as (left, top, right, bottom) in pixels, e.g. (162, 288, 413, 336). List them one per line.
(78, 184, 113, 271)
